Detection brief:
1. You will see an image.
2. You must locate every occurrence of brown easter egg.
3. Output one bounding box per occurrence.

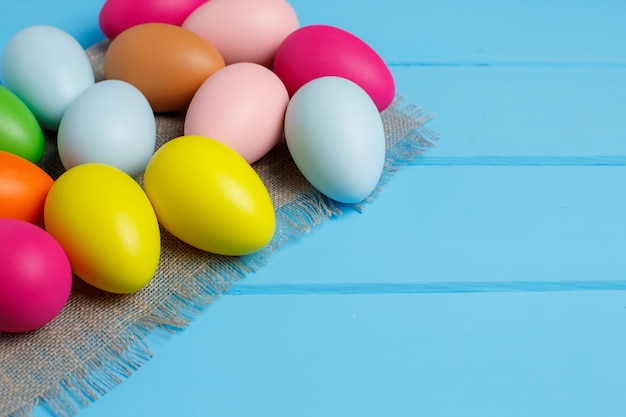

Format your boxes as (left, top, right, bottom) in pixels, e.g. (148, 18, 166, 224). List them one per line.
(104, 23, 225, 113)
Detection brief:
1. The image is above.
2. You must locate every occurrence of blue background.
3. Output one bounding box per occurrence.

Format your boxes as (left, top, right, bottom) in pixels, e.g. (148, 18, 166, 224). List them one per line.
(1, 0, 626, 416)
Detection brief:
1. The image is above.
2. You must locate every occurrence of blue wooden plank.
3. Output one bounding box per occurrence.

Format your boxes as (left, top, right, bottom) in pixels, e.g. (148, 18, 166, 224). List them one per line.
(5, 3, 625, 162)
(233, 165, 626, 289)
(35, 292, 626, 417)
(0, 0, 104, 53)
(5, 0, 626, 68)
(392, 66, 626, 159)
(289, 0, 626, 64)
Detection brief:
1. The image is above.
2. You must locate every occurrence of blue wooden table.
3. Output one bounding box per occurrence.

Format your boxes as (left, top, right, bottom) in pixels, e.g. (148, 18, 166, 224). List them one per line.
(2, 1, 625, 416)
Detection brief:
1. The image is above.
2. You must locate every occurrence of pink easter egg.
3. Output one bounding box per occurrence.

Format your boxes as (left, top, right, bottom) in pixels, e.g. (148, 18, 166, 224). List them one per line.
(273, 24, 395, 112)
(99, 0, 208, 40)
(0, 218, 72, 333)
(182, 0, 299, 67)
(184, 62, 289, 164)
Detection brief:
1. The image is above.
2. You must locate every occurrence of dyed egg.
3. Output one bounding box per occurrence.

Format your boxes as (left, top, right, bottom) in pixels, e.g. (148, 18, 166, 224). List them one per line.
(0, 218, 72, 333)
(184, 63, 289, 163)
(99, 0, 208, 40)
(284, 77, 386, 204)
(44, 163, 161, 294)
(58, 80, 156, 177)
(0, 25, 95, 130)
(0, 150, 54, 226)
(104, 23, 225, 113)
(182, 0, 299, 67)
(274, 24, 395, 112)
(143, 135, 275, 255)
(0, 85, 45, 163)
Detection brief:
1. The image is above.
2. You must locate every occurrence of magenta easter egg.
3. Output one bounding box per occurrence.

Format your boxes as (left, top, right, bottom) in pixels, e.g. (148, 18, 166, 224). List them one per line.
(99, 0, 208, 40)
(273, 24, 395, 112)
(0, 218, 72, 333)
(182, 0, 299, 67)
(184, 62, 289, 163)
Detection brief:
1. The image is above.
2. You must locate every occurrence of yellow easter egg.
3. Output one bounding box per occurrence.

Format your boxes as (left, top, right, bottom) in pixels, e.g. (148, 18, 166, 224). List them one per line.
(44, 163, 161, 294)
(143, 135, 275, 255)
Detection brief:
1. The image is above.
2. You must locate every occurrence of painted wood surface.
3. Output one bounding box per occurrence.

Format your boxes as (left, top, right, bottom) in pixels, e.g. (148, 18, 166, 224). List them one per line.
(0, 0, 622, 416)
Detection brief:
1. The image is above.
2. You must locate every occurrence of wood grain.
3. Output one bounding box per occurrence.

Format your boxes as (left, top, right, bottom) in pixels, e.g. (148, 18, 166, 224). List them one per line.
(17, 0, 626, 416)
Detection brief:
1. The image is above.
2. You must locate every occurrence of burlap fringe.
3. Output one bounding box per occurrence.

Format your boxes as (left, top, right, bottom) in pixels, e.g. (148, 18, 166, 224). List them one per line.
(4, 96, 436, 417)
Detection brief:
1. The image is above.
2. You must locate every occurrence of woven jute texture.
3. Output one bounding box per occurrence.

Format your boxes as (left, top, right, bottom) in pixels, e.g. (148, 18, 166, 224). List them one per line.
(0, 41, 437, 417)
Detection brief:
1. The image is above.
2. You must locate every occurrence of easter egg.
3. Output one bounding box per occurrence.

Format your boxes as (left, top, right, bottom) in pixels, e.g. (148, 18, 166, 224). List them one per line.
(184, 62, 289, 163)
(104, 23, 225, 113)
(284, 76, 386, 204)
(182, 0, 299, 67)
(44, 163, 161, 294)
(0, 25, 95, 130)
(0, 218, 72, 333)
(143, 135, 275, 255)
(99, 0, 208, 40)
(0, 85, 45, 163)
(57, 80, 156, 177)
(0, 150, 54, 226)
(274, 24, 395, 112)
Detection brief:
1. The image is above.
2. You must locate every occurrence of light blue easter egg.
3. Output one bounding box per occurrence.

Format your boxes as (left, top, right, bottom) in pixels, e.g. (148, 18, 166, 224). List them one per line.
(284, 76, 386, 204)
(57, 80, 156, 178)
(0, 25, 95, 130)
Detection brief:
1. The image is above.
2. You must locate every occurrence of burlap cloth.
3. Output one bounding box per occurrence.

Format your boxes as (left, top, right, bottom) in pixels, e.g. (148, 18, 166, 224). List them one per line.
(0, 41, 437, 417)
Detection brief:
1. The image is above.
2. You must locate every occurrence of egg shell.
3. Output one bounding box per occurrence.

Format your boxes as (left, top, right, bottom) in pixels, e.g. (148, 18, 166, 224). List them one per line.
(143, 135, 275, 255)
(44, 163, 161, 294)
(0, 85, 45, 163)
(273, 24, 395, 112)
(284, 76, 386, 204)
(0, 218, 72, 333)
(184, 62, 289, 163)
(0, 150, 54, 226)
(0, 25, 95, 130)
(182, 0, 299, 67)
(57, 80, 156, 178)
(99, 0, 208, 40)
(104, 23, 225, 113)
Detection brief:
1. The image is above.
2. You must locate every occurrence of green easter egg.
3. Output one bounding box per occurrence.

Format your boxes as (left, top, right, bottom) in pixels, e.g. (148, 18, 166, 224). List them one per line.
(0, 85, 45, 163)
